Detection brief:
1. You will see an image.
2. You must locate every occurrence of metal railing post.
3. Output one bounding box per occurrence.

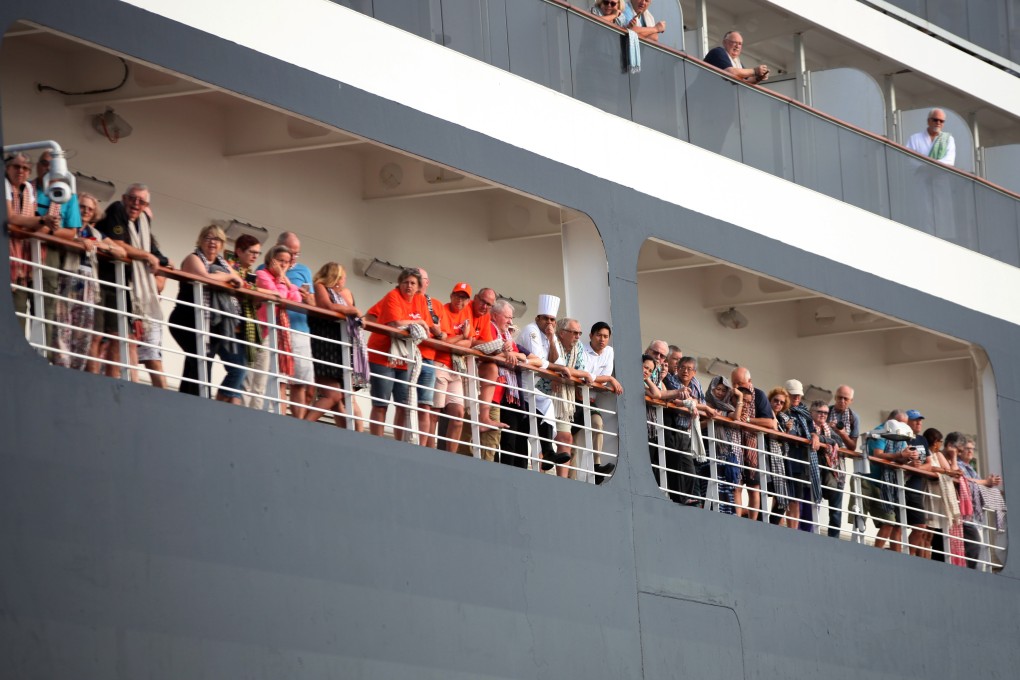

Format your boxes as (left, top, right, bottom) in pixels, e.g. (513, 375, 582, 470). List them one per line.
(339, 318, 356, 430)
(522, 371, 541, 471)
(706, 419, 719, 512)
(28, 238, 45, 353)
(193, 281, 209, 399)
(264, 300, 280, 415)
(757, 432, 770, 523)
(580, 384, 594, 484)
(465, 355, 481, 459)
(895, 468, 907, 540)
(113, 260, 130, 382)
(654, 404, 666, 495)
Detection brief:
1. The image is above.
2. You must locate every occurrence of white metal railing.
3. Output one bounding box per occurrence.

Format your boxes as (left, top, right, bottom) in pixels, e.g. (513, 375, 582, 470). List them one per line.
(9, 230, 618, 484)
(646, 399, 1006, 572)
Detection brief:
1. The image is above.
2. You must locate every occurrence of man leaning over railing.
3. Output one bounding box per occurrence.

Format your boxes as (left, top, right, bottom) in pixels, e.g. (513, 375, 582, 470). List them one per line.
(577, 321, 621, 478)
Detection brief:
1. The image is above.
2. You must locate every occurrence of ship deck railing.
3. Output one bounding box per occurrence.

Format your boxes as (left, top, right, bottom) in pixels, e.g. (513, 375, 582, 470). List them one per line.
(646, 397, 1006, 571)
(341, 0, 1020, 268)
(8, 229, 618, 484)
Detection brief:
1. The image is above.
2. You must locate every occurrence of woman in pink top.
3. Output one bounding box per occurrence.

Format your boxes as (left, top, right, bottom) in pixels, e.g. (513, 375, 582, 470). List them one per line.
(246, 244, 302, 412)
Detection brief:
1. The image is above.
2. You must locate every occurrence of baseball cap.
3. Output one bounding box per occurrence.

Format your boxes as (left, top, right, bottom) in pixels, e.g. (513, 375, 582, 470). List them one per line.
(906, 409, 925, 420)
(451, 282, 472, 297)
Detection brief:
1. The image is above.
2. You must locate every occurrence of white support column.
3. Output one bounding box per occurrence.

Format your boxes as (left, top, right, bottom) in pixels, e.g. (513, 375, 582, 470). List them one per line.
(561, 213, 617, 472)
(969, 112, 984, 177)
(793, 32, 811, 106)
(883, 74, 899, 143)
(695, 0, 709, 61)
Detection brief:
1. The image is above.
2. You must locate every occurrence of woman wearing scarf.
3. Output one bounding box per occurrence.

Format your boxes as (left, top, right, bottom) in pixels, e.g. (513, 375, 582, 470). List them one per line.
(52, 192, 125, 371)
(168, 224, 246, 403)
(6, 152, 62, 332)
(777, 381, 820, 530)
(705, 376, 739, 515)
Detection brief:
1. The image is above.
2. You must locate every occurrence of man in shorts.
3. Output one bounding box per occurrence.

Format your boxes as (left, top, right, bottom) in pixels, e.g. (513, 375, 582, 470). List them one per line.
(432, 282, 473, 453)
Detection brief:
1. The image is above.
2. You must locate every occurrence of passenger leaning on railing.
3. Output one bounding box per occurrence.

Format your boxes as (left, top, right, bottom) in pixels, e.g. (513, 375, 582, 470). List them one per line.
(366, 267, 429, 441)
(431, 283, 473, 453)
(5, 152, 63, 333)
(728, 367, 777, 521)
(775, 380, 818, 530)
(862, 415, 917, 552)
(93, 184, 173, 384)
(168, 224, 247, 404)
(51, 191, 125, 371)
(248, 244, 303, 411)
(484, 298, 543, 467)
(304, 262, 363, 430)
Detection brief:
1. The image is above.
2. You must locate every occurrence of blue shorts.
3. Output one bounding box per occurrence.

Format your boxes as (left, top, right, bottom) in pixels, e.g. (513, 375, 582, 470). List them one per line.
(416, 359, 436, 407)
(370, 363, 410, 408)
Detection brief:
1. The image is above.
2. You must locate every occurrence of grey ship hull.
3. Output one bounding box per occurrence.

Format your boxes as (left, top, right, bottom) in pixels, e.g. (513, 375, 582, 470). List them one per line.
(2, 1, 1019, 678)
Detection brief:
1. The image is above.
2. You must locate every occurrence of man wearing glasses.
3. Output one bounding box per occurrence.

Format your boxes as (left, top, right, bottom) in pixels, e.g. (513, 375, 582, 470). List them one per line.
(906, 107, 956, 166)
(95, 183, 172, 384)
(704, 31, 770, 84)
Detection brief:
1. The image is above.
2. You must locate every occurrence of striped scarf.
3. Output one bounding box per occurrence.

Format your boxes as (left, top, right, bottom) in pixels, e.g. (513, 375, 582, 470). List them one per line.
(8, 180, 35, 283)
(493, 321, 521, 405)
(231, 262, 261, 364)
(816, 420, 844, 487)
(737, 391, 758, 477)
(929, 132, 950, 161)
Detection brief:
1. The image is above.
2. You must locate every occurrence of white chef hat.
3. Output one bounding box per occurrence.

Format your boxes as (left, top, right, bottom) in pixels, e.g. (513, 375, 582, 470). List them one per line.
(536, 294, 560, 318)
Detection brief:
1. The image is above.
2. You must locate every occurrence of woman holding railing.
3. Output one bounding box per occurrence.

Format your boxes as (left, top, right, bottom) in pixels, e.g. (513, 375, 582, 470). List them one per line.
(52, 191, 125, 371)
(305, 262, 363, 430)
(168, 224, 247, 403)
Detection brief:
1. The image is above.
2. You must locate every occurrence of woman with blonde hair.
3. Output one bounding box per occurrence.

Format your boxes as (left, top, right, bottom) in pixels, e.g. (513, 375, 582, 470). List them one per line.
(304, 262, 363, 429)
(168, 224, 246, 403)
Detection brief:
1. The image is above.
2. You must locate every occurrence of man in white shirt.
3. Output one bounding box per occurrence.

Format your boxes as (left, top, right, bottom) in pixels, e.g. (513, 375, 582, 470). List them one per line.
(578, 322, 622, 480)
(905, 108, 955, 166)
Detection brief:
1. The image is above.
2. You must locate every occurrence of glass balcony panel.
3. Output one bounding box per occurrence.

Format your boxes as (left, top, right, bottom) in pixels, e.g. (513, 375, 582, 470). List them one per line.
(567, 13, 634, 119)
(630, 45, 689, 141)
(974, 185, 1020, 266)
(966, 0, 1010, 57)
(684, 61, 741, 161)
(332, 0, 374, 16)
(837, 127, 890, 218)
(438, 0, 510, 68)
(505, 1, 572, 95)
(372, 0, 441, 42)
(737, 88, 794, 180)
(789, 108, 843, 202)
(886, 147, 937, 235)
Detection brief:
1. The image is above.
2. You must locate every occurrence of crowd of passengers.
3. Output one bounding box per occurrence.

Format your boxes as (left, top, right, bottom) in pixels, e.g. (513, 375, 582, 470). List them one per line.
(6, 152, 1004, 551)
(5, 153, 625, 479)
(640, 340, 1005, 567)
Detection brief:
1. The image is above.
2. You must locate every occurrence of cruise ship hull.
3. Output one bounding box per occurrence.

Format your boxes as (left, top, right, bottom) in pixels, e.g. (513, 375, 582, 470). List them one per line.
(2, 1, 1019, 678)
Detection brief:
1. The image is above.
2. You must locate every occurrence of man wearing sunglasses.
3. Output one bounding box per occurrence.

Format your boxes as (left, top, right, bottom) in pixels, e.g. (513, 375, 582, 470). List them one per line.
(905, 107, 955, 166)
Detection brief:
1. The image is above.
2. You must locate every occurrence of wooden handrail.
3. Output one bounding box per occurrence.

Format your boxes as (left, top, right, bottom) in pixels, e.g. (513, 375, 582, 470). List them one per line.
(544, 0, 1020, 202)
(8, 227, 608, 391)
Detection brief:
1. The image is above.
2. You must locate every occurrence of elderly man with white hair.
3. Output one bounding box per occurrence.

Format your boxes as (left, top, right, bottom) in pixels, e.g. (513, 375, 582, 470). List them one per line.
(905, 108, 955, 166)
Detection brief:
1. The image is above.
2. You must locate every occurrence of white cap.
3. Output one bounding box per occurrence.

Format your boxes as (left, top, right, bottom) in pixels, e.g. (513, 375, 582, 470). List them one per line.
(784, 379, 804, 396)
(536, 294, 560, 318)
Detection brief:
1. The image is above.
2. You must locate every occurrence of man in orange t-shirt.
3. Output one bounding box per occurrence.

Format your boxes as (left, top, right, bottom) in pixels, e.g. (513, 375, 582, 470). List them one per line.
(433, 282, 474, 452)
(464, 288, 504, 431)
(414, 269, 445, 447)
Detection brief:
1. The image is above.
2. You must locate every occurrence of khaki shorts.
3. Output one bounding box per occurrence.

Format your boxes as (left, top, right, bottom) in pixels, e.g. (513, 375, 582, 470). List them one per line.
(433, 365, 464, 409)
(861, 479, 896, 524)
